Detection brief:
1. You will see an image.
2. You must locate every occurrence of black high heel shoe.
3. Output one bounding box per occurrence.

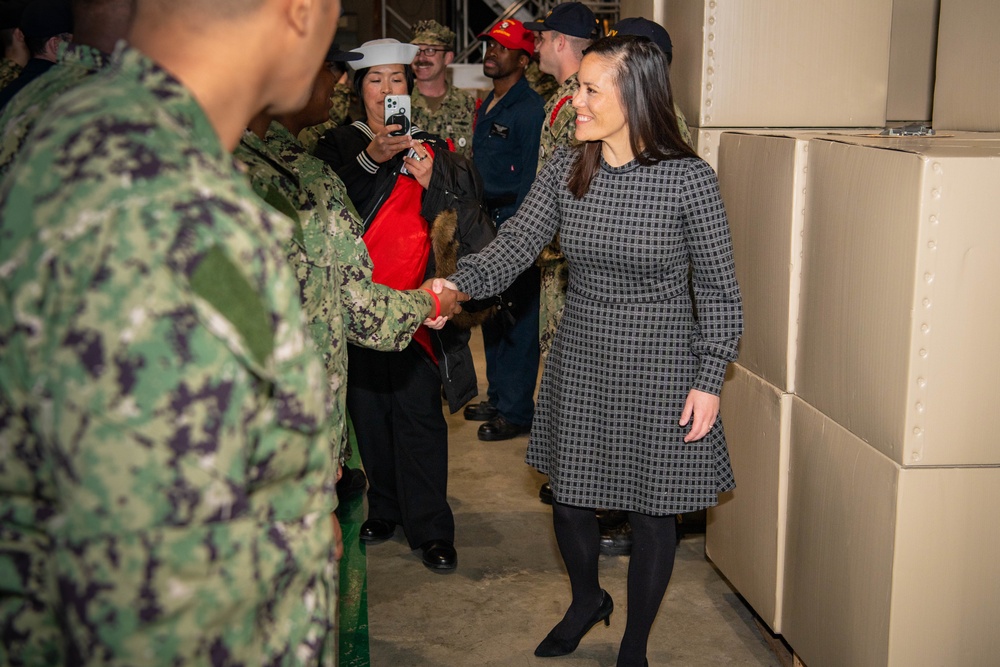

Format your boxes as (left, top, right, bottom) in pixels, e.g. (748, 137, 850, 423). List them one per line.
(534, 590, 614, 657)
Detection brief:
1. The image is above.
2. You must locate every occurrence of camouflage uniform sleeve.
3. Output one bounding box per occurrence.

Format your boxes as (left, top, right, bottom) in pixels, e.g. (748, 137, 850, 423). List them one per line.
(329, 202, 435, 350)
(328, 82, 353, 127)
(298, 121, 328, 153)
(0, 407, 61, 666)
(0, 59, 22, 91)
(674, 102, 693, 148)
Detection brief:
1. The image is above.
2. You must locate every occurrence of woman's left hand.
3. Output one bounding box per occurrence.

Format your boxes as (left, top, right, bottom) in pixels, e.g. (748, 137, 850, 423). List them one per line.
(403, 140, 434, 189)
(679, 388, 720, 443)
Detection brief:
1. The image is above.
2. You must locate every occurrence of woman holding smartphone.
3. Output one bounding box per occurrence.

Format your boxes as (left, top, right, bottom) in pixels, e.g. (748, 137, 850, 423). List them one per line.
(314, 39, 493, 573)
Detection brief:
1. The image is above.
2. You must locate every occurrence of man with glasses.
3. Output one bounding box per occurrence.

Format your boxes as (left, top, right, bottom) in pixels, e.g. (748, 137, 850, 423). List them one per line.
(409, 19, 477, 156)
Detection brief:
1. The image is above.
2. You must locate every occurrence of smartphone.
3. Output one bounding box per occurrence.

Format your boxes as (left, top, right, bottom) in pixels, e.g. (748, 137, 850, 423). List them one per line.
(384, 94, 411, 136)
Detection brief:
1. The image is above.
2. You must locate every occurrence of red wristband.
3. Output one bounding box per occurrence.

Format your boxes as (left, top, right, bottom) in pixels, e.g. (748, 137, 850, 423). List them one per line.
(421, 287, 441, 318)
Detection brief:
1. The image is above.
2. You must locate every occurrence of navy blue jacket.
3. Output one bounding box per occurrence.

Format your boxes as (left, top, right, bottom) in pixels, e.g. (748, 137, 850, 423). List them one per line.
(472, 75, 544, 225)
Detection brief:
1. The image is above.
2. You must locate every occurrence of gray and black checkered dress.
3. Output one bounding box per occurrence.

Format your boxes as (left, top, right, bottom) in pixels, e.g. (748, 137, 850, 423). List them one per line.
(452, 148, 742, 515)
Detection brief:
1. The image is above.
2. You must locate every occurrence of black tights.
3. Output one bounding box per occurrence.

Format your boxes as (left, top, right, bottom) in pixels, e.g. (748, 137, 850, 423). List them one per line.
(551, 502, 677, 667)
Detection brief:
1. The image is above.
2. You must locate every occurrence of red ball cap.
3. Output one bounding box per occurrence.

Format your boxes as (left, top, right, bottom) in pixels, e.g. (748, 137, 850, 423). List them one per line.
(478, 18, 536, 57)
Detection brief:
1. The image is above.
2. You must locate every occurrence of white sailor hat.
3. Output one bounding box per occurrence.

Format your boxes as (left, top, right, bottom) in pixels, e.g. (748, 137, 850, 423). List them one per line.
(347, 38, 421, 70)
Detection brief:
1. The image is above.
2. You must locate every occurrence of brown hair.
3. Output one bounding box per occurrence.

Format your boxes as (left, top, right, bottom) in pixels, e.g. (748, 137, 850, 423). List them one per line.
(568, 35, 697, 199)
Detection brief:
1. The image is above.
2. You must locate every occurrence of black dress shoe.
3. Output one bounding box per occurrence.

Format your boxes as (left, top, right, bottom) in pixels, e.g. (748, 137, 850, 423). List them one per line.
(539, 482, 553, 505)
(596, 509, 628, 530)
(599, 520, 633, 556)
(336, 465, 367, 503)
(477, 415, 531, 441)
(534, 590, 614, 657)
(418, 539, 457, 572)
(597, 510, 632, 556)
(359, 518, 395, 545)
(463, 400, 498, 421)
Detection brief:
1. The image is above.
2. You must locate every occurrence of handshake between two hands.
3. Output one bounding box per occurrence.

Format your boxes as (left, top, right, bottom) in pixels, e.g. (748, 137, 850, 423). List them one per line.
(420, 278, 469, 329)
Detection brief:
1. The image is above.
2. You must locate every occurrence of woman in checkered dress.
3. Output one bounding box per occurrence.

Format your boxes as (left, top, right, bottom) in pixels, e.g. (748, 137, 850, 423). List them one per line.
(450, 36, 742, 666)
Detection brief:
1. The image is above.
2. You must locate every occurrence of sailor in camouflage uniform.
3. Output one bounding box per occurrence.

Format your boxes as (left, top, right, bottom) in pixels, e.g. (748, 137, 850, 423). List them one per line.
(0, 0, 345, 664)
(234, 100, 463, 479)
(269, 53, 467, 483)
(525, 2, 599, 360)
(409, 19, 478, 156)
(0, 0, 132, 179)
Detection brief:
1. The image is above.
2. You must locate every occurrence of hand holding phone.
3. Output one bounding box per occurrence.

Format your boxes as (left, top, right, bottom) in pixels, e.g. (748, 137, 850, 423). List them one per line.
(384, 94, 412, 136)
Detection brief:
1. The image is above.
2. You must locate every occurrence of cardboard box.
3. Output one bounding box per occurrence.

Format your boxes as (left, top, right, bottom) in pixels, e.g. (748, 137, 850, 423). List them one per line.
(933, 0, 1000, 131)
(796, 135, 1000, 466)
(708, 363, 791, 632)
(689, 127, 733, 172)
(716, 132, 815, 391)
(782, 398, 1000, 666)
(707, 130, 876, 392)
(662, 0, 893, 128)
(692, 126, 879, 171)
(886, 0, 939, 122)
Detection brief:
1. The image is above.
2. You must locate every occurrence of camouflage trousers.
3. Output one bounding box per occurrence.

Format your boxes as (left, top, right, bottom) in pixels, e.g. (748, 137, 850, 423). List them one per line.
(538, 253, 568, 361)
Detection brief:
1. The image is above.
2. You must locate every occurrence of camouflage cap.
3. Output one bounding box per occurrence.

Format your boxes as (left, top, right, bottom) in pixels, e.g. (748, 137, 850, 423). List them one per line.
(411, 20, 456, 49)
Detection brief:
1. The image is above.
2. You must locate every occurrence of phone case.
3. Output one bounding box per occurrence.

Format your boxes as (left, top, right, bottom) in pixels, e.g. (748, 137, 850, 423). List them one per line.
(384, 95, 412, 136)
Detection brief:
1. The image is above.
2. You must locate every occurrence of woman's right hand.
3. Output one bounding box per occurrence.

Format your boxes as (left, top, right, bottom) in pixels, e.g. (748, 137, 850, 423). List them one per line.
(367, 127, 413, 163)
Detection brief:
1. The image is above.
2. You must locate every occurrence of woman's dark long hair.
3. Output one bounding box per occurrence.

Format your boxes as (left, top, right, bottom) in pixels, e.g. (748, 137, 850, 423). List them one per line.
(568, 35, 697, 199)
(352, 64, 416, 121)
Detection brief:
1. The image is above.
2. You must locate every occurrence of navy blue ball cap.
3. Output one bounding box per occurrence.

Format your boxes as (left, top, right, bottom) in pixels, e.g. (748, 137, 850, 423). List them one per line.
(326, 43, 363, 63)
(609, 17, 672, 57)
(18, 0, 72, 39)
(0, 1, 27, 31)
(524, 2, 599, 39)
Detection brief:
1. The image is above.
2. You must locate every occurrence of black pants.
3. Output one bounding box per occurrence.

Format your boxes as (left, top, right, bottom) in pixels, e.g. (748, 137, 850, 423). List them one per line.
(346, 343, 454, 548)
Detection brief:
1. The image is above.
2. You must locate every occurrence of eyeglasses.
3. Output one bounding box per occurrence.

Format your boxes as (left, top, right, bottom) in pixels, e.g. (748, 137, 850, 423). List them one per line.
(414, 46, 449, 56)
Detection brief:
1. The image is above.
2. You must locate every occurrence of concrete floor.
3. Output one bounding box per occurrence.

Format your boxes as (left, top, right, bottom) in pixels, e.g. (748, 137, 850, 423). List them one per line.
(363, 336, 787, 667)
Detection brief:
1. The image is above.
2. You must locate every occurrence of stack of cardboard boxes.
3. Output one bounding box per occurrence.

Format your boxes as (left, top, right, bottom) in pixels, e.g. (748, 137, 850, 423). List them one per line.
(655, 0, 1000, 663)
